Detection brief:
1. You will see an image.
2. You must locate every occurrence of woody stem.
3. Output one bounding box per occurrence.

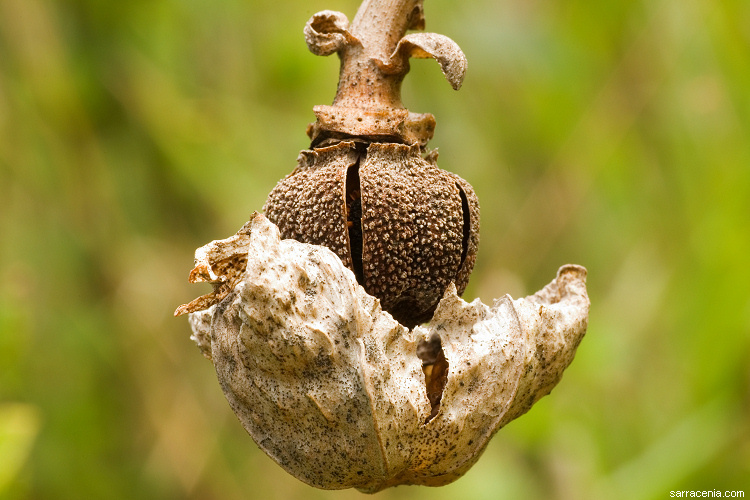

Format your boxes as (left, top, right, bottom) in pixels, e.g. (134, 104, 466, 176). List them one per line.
(350, 0, 422, 61)
(331, 0, 423, 109)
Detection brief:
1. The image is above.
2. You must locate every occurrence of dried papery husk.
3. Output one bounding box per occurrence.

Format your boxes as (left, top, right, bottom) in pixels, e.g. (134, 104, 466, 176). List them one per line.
(180, 214, 589, 493)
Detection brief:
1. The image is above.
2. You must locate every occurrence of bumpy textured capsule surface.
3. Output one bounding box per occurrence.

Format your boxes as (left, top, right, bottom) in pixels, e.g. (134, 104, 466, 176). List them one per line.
(263, 140, 479, 327)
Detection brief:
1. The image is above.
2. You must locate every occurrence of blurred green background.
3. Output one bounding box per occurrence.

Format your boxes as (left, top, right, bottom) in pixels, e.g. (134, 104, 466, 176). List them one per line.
(1, 0, 748, 498)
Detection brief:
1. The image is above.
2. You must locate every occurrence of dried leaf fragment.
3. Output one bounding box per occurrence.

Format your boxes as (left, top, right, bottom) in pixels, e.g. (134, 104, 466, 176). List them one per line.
(182, 215, 589, 492)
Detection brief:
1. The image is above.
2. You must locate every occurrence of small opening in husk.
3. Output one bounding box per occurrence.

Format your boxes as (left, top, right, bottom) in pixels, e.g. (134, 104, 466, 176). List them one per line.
(417, 334, 449, 423)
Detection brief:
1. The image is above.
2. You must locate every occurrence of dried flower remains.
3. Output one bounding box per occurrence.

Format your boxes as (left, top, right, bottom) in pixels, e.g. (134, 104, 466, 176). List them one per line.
(178, 214, 589, 492)
(176, 0, 590, 493)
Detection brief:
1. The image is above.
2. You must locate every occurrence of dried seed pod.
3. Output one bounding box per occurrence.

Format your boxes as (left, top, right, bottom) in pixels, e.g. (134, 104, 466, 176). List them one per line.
(175, 0, 591, 493)
(263, 2, 477, 327)
(178, 214, 589, 493)
(263, 141, 479, 327)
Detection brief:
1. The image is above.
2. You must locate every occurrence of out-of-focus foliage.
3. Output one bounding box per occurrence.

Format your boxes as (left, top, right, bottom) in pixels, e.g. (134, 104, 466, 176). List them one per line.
(0, 0, 748, 498)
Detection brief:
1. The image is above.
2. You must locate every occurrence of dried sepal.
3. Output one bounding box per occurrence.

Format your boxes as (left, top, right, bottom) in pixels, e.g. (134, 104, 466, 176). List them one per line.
(500, 264, 590, 425)
(183, 215, 589, 492)
(304, 10, 357, 56)
(376, 32, 468, 90)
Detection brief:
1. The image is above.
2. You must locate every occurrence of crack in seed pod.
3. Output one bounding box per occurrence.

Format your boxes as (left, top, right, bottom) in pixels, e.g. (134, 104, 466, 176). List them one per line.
(345, 153, 365, 284)
(264, 141, 479, 328)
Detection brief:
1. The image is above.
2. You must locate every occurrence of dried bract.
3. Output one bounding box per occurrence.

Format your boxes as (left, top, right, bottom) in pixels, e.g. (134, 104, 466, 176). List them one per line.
(178, 214, 589, 492)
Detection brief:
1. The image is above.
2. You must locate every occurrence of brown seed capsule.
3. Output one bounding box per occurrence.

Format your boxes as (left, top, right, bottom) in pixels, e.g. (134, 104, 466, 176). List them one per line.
(258, 3, 479, 327)
(264, 140, 479, 327)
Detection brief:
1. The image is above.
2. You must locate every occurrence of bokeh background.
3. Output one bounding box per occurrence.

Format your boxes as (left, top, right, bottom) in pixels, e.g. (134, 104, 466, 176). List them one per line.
(1, 0, 748, 498)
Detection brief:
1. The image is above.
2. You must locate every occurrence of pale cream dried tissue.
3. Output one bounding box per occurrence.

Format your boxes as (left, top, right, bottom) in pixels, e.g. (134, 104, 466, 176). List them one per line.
(177, 213, 588, 492)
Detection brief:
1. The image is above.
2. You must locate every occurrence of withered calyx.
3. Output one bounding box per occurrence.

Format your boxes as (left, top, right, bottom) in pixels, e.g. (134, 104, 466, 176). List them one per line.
(179, 214, 589, 492)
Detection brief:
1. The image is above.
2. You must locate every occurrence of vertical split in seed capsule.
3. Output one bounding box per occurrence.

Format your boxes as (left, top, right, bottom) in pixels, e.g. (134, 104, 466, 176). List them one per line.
(457, 183, 471, 273)
(345, 158, 364, 285)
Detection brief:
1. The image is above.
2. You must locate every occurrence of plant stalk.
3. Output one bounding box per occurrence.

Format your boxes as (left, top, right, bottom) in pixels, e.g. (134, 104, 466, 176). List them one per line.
(332, 0, 423, 110)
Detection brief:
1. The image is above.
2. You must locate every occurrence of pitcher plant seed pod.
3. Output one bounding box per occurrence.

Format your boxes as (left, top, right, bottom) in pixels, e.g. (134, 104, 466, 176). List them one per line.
(175, 0, 590, 493)
(264, 0, 477, 328)
(264, 141, 478, 327)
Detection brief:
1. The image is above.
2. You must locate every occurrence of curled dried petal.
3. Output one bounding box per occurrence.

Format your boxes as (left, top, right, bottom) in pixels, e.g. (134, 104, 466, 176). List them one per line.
(376, 32, 468, 90)
(305, 10, 358, 56)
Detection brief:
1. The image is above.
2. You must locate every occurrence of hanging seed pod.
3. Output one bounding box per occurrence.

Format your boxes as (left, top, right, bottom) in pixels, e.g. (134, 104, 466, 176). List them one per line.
(263, 3, 478, 327)
(175, 0, 590, 493)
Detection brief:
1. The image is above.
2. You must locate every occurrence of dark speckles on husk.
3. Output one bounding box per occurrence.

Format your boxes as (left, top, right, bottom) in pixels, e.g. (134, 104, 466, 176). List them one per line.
(263, 0, 479, 328)
(264, 140, 479, 328)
